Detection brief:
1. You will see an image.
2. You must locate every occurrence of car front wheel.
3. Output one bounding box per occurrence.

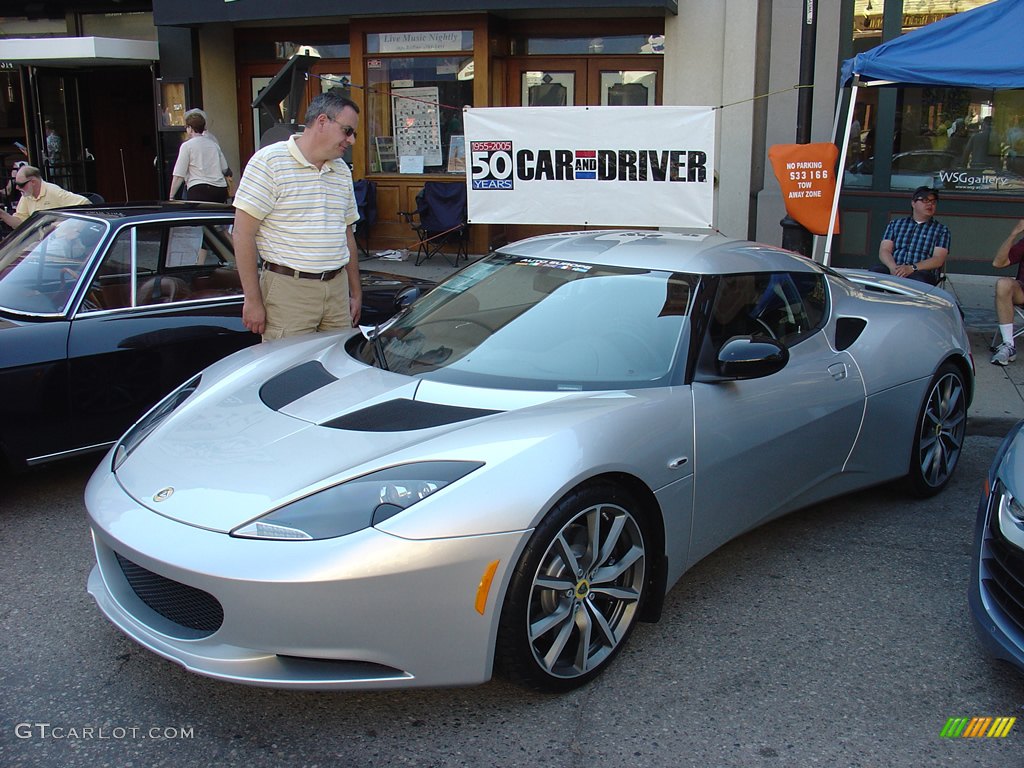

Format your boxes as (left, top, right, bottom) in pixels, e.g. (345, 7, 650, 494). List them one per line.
(496, 483, 648, 692)
(907, 362, 967, 497)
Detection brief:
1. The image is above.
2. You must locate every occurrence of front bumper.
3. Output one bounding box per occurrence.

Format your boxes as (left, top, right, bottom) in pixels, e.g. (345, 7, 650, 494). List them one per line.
(86, 469, 527, 689)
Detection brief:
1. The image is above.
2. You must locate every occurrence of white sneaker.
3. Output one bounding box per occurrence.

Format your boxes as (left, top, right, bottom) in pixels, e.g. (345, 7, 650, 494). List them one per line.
(991, 342, 1017, 366)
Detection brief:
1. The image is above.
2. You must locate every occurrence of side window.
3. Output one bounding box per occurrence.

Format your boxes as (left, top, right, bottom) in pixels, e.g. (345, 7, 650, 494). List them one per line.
(747, 272, 827, 345)
(708, 271, 827, 352)
(707, 273, 763, 351)
(173, 224, 242, 300)
(82, 228, 133, 311)
(80, 222, 242, 311)
(137, 223, 241, 305)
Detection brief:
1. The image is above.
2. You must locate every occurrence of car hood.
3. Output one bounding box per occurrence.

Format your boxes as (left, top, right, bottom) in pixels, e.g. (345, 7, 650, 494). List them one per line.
(112, 334, 633, 533)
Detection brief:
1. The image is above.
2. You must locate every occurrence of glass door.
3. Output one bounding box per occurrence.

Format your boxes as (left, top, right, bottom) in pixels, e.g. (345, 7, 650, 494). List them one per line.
(507, 58, 586, 107)
(30, 68, 87, 193)
(588, 58, 661, 106)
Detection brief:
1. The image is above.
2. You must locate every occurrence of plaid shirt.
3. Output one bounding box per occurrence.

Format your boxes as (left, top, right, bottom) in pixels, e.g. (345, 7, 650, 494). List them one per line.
(882, 216, 951, 266)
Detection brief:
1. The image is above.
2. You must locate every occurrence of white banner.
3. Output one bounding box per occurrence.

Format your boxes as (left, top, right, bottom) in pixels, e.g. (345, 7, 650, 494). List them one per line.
(464, 106, 716, 229)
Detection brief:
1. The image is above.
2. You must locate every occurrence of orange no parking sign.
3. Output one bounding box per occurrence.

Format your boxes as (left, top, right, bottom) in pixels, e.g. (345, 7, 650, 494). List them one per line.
(768, 143, 840, 236)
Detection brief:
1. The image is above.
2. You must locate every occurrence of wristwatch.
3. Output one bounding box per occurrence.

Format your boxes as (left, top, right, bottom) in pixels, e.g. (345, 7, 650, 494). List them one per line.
(911, 263, 918, 271)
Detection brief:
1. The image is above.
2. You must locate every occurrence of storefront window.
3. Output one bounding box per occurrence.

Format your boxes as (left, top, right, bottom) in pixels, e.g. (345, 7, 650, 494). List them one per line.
(365, 54, 473, 175)
(236, 40, 350, 62)
(0, 70, 27, 173)
(844, 0, 1012, 193)
(80, 12, 156, 40)
(516, 34, 664, 55)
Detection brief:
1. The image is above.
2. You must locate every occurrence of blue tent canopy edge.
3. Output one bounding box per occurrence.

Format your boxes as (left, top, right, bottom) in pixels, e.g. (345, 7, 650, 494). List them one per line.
(841, 0, 1024, 90)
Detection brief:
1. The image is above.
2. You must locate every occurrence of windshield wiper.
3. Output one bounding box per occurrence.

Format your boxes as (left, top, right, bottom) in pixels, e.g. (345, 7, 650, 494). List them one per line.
(359, 324, 390, 371)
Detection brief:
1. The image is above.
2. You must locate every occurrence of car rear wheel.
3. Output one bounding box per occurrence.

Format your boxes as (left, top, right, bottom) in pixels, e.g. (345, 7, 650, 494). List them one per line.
(906, 362, 967, 497)
(495, 483, 648, 692)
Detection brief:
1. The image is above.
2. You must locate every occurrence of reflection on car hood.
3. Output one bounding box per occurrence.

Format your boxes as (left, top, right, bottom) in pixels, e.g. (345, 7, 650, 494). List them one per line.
(113, 338, 587, 533)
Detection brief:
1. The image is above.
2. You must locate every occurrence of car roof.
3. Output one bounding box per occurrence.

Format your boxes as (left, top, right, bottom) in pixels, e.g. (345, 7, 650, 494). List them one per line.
(49, 201, 233, 225)
(497, 230, 821, 275)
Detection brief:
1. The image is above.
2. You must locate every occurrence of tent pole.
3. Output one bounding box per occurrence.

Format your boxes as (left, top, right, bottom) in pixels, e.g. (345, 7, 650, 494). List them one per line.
(823, 83, 857, 267)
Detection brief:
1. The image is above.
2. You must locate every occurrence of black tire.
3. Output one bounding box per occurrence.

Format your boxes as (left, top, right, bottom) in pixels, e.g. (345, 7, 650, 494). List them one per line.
(495, 483, 648, 692)
(906, 362, 967, 497)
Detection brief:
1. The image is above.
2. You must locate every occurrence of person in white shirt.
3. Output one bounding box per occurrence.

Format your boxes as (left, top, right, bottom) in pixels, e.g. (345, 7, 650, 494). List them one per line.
(169, 111, 231, 203)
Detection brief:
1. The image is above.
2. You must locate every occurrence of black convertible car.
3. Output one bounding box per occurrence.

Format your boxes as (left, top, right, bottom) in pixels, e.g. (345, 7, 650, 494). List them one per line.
(0, 203, 433, 471)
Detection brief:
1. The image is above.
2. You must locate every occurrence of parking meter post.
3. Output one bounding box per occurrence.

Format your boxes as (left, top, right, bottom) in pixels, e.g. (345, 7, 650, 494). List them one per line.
(781, 214, 812, 257)
(780, 0, 817, 259)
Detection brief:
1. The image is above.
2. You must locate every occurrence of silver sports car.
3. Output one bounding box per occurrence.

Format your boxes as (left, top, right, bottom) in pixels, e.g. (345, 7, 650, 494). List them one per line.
(85, 230, 973, 691)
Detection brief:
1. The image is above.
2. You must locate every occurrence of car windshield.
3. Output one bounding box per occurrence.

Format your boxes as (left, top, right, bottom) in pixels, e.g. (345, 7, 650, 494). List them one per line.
(0, 214, 106, 315)
(357, 253, 695, 391)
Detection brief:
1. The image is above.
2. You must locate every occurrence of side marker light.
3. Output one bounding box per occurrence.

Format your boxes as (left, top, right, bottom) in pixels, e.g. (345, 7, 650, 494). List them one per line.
(474, 560, 500, 615)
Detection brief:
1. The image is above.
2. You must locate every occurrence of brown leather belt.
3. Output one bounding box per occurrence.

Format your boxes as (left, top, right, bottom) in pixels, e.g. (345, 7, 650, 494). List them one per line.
(264, 262, 343, 281)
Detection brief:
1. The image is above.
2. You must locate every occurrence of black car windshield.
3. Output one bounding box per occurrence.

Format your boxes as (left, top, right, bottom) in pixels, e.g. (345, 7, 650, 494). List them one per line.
(0, 214, 106, 315)
(358, 253, 695, 391)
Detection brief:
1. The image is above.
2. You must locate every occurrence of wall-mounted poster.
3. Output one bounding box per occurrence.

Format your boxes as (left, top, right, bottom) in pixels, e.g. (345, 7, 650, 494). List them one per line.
(447, 135, 466, 174)
(375, 136, 397, 172)
(158, 80, 188, 130)
(391, 86, 443, 167)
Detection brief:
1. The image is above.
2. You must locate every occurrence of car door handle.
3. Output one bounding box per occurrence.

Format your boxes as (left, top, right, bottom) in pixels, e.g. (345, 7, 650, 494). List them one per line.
(827, 362, 848, 381)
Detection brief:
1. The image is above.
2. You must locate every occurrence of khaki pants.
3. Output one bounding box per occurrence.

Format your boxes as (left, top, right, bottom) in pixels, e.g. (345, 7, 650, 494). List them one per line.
(259, 267, 352, 341)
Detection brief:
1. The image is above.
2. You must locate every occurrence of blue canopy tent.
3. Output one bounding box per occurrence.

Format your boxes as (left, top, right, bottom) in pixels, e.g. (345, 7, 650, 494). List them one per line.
(824, 0, 1024, 264)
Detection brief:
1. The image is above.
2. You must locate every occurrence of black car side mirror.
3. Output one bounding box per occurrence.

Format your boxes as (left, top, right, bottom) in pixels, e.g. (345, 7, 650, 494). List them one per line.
(717, 336, 789, 379)
(394, 286, 421, 315)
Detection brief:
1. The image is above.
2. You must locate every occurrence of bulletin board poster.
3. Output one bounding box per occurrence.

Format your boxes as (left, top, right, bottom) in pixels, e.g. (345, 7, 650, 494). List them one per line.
(391, 86, 443, 168)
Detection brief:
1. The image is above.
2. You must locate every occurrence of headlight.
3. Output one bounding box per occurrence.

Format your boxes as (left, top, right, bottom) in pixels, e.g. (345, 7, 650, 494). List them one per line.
(113, 374, 201, 470)
(998, 485, 1024, 525)
(993, 481, 1024, 551)
(231, 460, 484, 541)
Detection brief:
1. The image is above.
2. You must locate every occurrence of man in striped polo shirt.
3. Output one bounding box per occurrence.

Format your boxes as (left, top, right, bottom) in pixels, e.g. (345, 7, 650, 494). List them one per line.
(233, 91, 362, 341)
(871, 186, 950, 287)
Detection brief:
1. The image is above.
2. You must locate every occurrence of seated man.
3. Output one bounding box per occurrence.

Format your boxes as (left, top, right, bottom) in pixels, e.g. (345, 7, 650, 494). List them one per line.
(991, 219, 1024, 366)
(871, 186, 950, 286)
(0, 165, 89, 230)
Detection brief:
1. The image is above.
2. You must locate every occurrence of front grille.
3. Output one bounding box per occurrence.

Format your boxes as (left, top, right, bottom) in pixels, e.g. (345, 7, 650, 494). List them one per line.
(115, 552, 224, 637)
(983, 507, 1024, 634)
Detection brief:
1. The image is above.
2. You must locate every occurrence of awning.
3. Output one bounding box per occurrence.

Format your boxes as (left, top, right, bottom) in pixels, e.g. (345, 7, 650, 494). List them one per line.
(0, 36, 159, 67)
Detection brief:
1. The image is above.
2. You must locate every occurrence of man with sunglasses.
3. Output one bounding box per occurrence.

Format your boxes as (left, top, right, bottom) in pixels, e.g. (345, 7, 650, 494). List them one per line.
(233, 91, 362, 341)
(0, 164, 89, 231)
(871, 186, 950, 286)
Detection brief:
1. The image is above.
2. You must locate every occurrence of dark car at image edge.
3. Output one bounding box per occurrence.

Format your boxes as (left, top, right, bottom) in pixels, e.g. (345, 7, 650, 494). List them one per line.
(970, 419, 1024, 677)
(0, 202, 434, 472)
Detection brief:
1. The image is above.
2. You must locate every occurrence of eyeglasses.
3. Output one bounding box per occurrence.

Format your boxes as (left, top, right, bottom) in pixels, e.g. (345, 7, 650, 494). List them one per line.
(14, 179, 30, 189)
(913, 196, 937, 204)
(328, 116, 357, 138)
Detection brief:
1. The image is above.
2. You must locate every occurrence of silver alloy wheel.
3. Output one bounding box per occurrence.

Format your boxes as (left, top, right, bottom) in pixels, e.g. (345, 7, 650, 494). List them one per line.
(917, 368, 967, 489)
(526, 501, 646, 680)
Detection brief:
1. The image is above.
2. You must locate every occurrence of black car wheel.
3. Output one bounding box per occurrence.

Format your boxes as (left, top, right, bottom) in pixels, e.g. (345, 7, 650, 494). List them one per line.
(496, 483, 648, 692)
(907, 362, 967, 497)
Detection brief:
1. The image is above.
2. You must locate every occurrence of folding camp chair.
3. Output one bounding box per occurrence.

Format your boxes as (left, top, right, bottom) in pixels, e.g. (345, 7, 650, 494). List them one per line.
(399, 181, 468, 267)
(352, 179, 377, 259)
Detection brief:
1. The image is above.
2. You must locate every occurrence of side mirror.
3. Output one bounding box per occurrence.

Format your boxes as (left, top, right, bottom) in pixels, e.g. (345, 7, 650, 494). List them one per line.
(394, 285, 421, 314)
(717, 336, 788, 379)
